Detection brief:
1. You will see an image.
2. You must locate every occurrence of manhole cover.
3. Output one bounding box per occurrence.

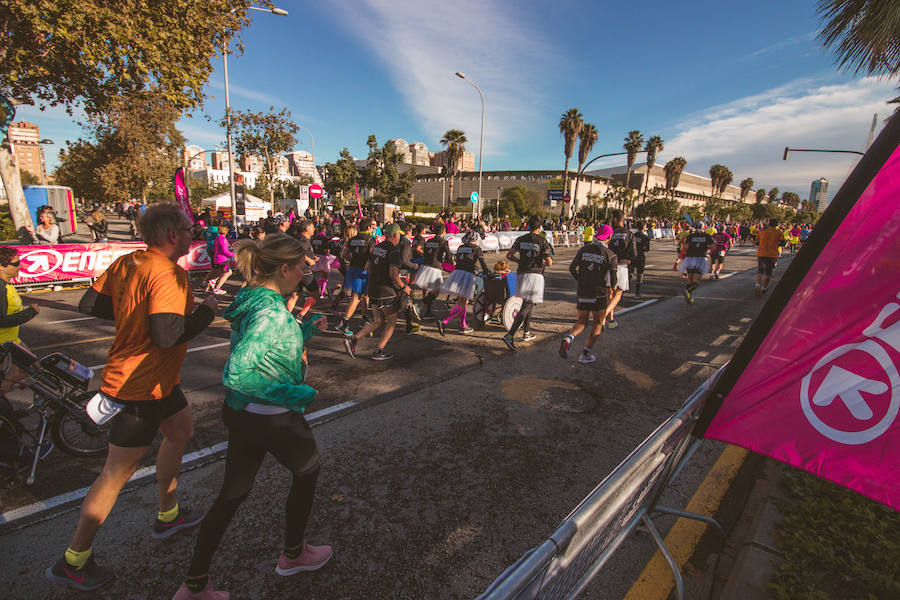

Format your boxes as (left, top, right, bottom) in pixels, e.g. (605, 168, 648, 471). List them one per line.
(537, 386, 596, 413)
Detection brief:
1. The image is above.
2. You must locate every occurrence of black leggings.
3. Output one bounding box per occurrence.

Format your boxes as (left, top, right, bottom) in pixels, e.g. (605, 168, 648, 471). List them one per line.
(188, 404, 320, 576)
(508, 300, 534, 336)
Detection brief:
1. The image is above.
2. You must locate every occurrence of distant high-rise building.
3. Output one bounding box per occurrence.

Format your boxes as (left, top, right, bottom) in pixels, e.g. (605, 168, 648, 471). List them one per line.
(183, 144, 208, 171)
(409, 142, 430, 166)
(210, 150, 236, 173)
(285, 150, 323, 185)
(8, 121, 47, 183)
(810, 178, 829, 212)
(430, 149, 475, 172)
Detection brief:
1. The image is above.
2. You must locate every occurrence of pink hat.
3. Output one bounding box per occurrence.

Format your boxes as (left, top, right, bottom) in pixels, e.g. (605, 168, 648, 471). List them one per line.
(594, 224, 613, 241)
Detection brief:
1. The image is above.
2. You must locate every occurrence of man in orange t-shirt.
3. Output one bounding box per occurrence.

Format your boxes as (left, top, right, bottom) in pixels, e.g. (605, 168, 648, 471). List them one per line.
(46, 205, 218, 591)
(755, 218, 785, 297)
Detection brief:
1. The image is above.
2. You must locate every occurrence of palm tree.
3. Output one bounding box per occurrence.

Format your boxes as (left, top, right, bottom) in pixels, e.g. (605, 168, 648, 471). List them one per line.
(768, 187, 780, 204)
(739, 177, 754, 202)
(756, 189, 766, 204)
(718, 167, 734, 197)
(559, 108, 584, 216)
(440, 129, 467, 206)
(709, 164, 726, 199)
(664, 156, 687, 200)
(643, 135, 664, 197)
(817, 0, 900, 77)
(571, 122, 598, 218)
(623, 130, 644, 189)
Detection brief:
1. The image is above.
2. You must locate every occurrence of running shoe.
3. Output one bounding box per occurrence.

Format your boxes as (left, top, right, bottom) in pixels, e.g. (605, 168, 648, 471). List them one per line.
(634, 293, 643, 300)
(606, 320, 618, 330)
(275, 541, 333, 576)
(172, 581, 230, 600)
(332, 320, 347, 332)
(559, 338, 570, 359)
(436, 319, 446, 337)
(152, 505, 207, 540)
(502, 333, 517, 352)
(343, 338, 357, 359)
(754, 285, 762, 298)
(405, 324, 421, 335)
(371, 348, 393, 361)
(409, 302, 421, 321)
(460, 326, 475, 334)
(682, 288, 692, 304)
(46, 554, 115, 591)
(522, 331, 536, 342)
(578, 352, 597, 364)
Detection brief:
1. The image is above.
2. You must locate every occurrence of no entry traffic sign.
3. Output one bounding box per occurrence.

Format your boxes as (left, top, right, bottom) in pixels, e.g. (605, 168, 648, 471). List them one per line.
(309, 184, 324, 199)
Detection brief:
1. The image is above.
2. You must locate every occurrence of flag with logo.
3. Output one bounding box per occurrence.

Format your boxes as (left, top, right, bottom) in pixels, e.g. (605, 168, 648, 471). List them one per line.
(173, 167, 193, 221)
(694, 117, 900, 511)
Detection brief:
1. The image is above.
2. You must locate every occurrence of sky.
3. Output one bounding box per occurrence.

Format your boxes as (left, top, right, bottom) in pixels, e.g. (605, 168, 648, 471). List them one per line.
(16, 0, 898, 201)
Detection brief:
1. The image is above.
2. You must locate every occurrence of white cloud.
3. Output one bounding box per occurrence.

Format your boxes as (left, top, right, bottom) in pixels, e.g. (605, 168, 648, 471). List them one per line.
(327, 0, 559, 158)
(657, 77, 896, 199)
(737, 31, 817, 62)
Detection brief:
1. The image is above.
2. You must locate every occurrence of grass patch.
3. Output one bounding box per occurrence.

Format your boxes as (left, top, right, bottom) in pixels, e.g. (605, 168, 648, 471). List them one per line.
(770, 468, 900, 600)
(0, 211, 18, 241)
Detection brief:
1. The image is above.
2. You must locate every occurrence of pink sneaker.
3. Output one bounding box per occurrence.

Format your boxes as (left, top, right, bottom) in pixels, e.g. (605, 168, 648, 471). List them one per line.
(275, 541, 333, 576)
(171, 582, 229, 600)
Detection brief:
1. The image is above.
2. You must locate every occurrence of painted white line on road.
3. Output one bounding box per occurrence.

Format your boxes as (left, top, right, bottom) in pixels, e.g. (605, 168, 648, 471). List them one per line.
(87, 341, 232, 370)
(719, 272, 737, 279)
(0, 401, 359, 527)
(45, 316, 96, 325)
(616, 299, 659, 315)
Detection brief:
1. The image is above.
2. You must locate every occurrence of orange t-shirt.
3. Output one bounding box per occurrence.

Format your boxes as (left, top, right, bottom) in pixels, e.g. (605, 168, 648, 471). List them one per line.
(94, 248, 194, 401)
(757, 227, 783, 258)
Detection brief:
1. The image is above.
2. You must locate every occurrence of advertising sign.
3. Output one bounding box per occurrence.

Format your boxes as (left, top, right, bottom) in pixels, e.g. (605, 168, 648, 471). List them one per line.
(548, 178, 568, 203)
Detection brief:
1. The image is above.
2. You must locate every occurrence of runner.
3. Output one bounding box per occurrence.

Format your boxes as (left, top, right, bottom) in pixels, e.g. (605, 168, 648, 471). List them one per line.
(414, 222, 452, 318)
(343, 224, 410, 361)
(335, 220, 375, 333)
(395, 222, 421, 335)
(630, 220, 650, 299)
(287, 220, 320, 321)
(437, 230, 489, 335)
(679, 222, 716, 304)
(502, 215, 553, 351)
(46, 204, 218, 591)
(673, 222, 691, 271)
(172, 234, 331, 600)
(755, 218, 784, 297)
(559, 225, 617, 364)
(604, 210, 636, 329)
(710, 225, 733, 280)
(328, 224, 355, 312)
(309, 223, 333, 299)
(207, 223, 234, 295)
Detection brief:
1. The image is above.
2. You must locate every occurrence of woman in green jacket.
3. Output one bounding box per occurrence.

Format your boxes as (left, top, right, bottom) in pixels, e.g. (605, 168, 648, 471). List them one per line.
(174, 234, 331, 600)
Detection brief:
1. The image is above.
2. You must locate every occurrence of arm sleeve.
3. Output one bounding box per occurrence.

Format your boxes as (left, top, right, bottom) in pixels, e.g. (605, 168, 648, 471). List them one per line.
(0, 286, 38, 327)
(78, 287, 115, 320)
(146, 268, 200, 347)
(607, 253, 619, 289)
(401, 242, 416, 270)
(569, 251, 581, 280)
(215, 236, 235, 259)
(149, 305, 215, 348)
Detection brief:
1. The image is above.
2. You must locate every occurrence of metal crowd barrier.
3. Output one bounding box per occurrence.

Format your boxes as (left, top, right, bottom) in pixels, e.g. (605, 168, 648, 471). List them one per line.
(478, 370, 724, 600)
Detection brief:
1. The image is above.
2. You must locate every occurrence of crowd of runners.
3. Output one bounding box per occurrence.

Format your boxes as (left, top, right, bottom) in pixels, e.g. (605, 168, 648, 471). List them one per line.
(12, 201, 811, 599)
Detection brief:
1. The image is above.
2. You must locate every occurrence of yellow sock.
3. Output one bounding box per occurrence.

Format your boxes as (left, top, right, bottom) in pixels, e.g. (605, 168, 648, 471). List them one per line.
(65, 547, 92, 569)
(157, 503, 179, 523)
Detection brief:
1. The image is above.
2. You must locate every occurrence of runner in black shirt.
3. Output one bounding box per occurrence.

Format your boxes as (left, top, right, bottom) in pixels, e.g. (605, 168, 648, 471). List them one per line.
(344, 224, 409, 361)
(559, 225, 618, 364)
(630, 221, 651, 299)
(502, 215, 553, 351)
(438, 231, 489, 335)
(679, 223, 715, 304)
(287, 220, 319, 321)
(414, 223, 452, 317)
(396, 222, 421, 335)
(336, 221, 377, 333)
(309, 224, 332, 299)
(604, 210, 636, 329)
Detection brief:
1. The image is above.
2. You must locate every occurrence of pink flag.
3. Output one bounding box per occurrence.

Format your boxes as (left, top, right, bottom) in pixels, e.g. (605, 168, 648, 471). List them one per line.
(173, 167, 194, 222)
(697, 119, 900, 510)
(354, 183, 363, 219)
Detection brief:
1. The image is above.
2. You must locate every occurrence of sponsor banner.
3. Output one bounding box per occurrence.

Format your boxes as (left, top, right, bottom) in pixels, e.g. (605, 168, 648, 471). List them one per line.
(173, 168, 193, 221)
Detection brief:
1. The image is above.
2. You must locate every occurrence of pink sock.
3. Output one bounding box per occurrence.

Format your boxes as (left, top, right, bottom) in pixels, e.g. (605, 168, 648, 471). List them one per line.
(443, 305, 461, 325)
(460, 310, 468, 329)
(317, 278, 328, 297)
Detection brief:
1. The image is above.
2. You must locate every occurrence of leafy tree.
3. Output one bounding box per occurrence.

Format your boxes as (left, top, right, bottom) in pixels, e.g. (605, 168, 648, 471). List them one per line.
(709, 164, 727, 198)
(718, 167, 734, 196)
(817, 0, 900, 77)
(634, 186, 681, 221)
(325, 148, 358, 209)
(723, 202, 753, 223)
(643, 135, 664, 197)
(782, 191, 801, 208)
(623, 130, 645, 189)
(603, 183, 636, 214)
(571, 122, 597, 218)
(440, 129, 467, 206)
(558, 107, 583, 216)
(768, 187, 780, 203)
(18, 170, 41, 185)
(54, 139, 106, 204)
(184, 180, 228, 207)
(222, 106, 298, 204)
(739, 177, 754, 201)
(704, 197, 726, 221)
(756, 188, 767, 204)
(664, 156, 687, 200)
(361, 138, 416, 204)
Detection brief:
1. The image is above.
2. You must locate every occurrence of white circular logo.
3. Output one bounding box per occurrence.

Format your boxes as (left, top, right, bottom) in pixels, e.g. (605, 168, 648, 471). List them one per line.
(800, 339, 899, 445)
(18, 248, 64, 278)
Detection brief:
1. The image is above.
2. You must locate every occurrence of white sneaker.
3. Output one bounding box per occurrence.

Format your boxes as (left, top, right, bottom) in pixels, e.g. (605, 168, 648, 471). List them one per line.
(578, 353, 596, 364)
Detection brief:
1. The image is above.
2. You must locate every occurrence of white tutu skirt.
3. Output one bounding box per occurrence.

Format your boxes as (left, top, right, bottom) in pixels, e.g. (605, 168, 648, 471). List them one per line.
(615, 264, 629, 291)
(679, 256, 710, 274)
(515, 272, 545, 304)
(414, 265, 444, 293)
(442, 269, 476, 300)
(312, 254, 337, 274)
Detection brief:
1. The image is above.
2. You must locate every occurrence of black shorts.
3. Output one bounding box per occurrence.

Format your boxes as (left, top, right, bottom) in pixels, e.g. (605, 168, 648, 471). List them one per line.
(757, 257, 777, 275)
(711, 251, 726, 265)
(629, 255, 646, 275)
(370, 295, 400, 311)
(209, 263, 229, 278)
(576, 297, 607, 312)
(108, 386, 188, 448)
(297, 274, 320, 296)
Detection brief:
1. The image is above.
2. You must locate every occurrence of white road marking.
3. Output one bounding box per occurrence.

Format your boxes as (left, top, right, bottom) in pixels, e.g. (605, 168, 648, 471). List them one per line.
(617, 299, 659, 315)
(45, 316, 96, 325)
(87, 341, 232, 370)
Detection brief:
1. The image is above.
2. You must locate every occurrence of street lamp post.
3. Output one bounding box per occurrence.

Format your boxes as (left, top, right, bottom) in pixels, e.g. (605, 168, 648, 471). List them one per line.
(496, 186, 501, 220)
(223, 5, 288, 221)
(455, 72, 484, 217)
(37, 138, 53, 185)
(575, 150, 647, 218)
(782, 147, 864, 160)
(294, 125, 316, 212)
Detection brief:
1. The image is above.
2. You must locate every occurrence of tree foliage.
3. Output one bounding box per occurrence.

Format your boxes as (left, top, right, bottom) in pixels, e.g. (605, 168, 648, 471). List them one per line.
(222, 106, 298, 204)
(558, 107, 583, 216)
(500, 185, 545, 218)
(782, 191, 801, 208)
(18, 170, 41, 185)
(768, 187, 780, 203)
(440, 129, 467, 205)
(740, 177, 755, 201)
(817, 0, 900, 77)
(623, 130, 645, 188)
(643, 135, 664, 196)
(756, 188, 767, 203)
(664, 156, 687, 200)
(0, 0, 259, 113)
(325, 148, 358, 209)
(361, 137, 416, 204)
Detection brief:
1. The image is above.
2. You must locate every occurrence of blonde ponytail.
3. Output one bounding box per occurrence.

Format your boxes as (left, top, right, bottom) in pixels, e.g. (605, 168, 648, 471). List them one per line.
(234, 233, 305, 287)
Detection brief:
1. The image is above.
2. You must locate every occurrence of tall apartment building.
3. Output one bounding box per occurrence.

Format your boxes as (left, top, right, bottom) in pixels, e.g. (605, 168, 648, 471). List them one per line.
(285, 150, 323, 185)
(810, 178, 829, 212)
(183, 144, 208, 171)
(8, 121, 46, 183)
(430, 149, 475, 172)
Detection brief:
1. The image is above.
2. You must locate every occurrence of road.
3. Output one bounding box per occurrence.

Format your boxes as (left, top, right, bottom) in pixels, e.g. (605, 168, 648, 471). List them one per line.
(0, 232, 790, 599)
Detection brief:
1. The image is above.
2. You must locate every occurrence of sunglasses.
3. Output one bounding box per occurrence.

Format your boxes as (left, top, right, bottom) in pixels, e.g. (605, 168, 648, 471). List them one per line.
(8, 260, 20, 267)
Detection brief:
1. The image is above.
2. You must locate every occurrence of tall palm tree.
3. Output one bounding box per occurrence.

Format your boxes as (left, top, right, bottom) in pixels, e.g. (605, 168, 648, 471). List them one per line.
(664, 156, 687, 200)
(440, 129, 467, 206)
(559, 107, 584, 216)
(571, 122, 598, 217)
(739, 177, 754, 202)
(756, 189, 766, 204)
(817, 0, 900, 77)
(643, 135, 664, 197)
(718, 167, 734, 197)
(709, 164, 726, 199)
(623, 130, 644, 189)
(768, 187, 780, 203)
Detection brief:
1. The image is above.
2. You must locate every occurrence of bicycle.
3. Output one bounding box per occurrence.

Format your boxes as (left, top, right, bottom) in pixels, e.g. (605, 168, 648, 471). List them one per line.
(0, 341, 109, 487)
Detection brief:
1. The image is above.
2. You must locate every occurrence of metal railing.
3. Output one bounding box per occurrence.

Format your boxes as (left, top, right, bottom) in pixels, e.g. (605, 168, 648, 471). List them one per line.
(478, 369, 724, 600)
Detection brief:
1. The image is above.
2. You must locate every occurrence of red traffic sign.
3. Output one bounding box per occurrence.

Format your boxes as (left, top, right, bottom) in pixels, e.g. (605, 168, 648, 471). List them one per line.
(563, 192, 571, 203)
(309, 184, 324, 199)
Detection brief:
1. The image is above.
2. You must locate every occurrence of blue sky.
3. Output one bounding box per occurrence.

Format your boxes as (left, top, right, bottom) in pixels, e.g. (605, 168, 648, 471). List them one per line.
(17, 0, 897, 200)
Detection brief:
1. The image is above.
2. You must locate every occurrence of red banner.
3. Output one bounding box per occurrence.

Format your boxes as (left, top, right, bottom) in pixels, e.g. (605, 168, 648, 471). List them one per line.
(10, 242, 215, 284)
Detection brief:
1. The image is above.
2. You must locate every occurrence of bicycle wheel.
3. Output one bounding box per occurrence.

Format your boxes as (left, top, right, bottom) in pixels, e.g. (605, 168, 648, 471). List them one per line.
(472, 293, 493, 327)
(50, 391, 110, 457)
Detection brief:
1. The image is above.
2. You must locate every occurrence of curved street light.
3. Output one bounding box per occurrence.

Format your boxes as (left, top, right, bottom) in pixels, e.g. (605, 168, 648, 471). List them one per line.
(574, 150, 648, 216)
(455, 72, 484, 217)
